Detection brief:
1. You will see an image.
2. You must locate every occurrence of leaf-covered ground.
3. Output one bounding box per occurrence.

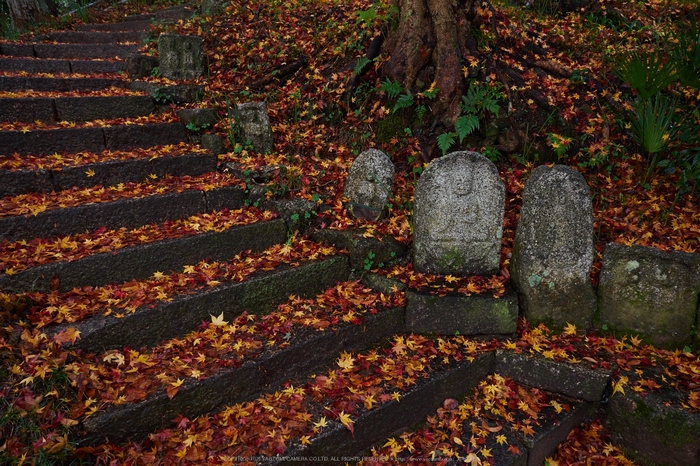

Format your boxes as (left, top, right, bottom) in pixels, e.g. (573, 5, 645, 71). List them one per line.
(1, 0, 700, 463)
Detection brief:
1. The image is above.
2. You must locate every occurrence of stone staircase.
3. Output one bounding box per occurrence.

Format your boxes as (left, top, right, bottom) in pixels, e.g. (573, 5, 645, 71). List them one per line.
(1, 4, 696, 466)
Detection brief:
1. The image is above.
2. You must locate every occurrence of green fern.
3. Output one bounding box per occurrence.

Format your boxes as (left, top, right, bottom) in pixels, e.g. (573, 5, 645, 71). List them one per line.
(394, 91, 414, 112)
(455, 114, 480, 142)
(379, 79, 402, 99)
(614, 50, 676, 101)
(437, 132, 456, 156)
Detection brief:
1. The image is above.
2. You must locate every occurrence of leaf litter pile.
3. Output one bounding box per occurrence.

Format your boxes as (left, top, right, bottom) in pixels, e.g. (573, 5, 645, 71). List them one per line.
(1, 0, 700, 463)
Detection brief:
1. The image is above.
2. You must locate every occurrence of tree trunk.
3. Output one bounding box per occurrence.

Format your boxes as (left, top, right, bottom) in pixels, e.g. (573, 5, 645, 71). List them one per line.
(6, 0, 57, 26)
(382, 0, 477, 126)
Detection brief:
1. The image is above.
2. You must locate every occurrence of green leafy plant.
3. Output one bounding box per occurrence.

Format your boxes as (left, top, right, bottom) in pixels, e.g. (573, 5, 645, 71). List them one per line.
(671, 18, 700, 89)
(153, 87, 173, 104)
(438, 82, 504, 155)
(614, 50, 676, 101)
(629, 93, 679, 183)
(378, 78, 402, 100)
(0, 11, 19, 40)
(185, 122, 211, 132)
(547, 132, 572, 161)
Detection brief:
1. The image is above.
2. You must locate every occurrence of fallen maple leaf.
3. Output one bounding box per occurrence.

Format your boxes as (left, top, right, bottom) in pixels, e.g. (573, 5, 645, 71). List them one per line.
(210, 312, 228, 326)
(167, 378, 184, 399)
(338, 411, 354, 435)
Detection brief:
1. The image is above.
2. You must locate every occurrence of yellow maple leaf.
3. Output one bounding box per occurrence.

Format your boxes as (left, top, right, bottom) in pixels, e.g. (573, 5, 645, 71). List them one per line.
(465, 453, 482, 465)
(338, 411, 354, 434)
(313, 416, 328, 429)
(337, 352, 355, 371)
(300, 435, 311, 445)
(563, 322, 577, 335)
(210, 312, 228, 326)
(495, 434, 507, 445)
(85, 169, 95, 177)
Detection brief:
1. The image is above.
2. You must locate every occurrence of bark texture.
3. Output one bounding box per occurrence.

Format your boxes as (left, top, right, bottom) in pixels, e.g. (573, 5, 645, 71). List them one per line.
(6, 0, 57, 26)
(382, 0, 476, 126)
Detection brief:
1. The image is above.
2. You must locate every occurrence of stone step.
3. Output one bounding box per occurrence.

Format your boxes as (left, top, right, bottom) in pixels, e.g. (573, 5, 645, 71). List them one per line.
(282, 350, 608, 465)
(49, 255, 351, 353)
(33, 43, 140, 60)
(361, 372, 598, 466)
(0, 76, 127, 92)
(0, 183, 244, 242)
(0, 150, 216, 197)
(75, 20, 153, 32)
(0, 212, 284, 293)
(1, 42, 141, 59)
(0, 95, 156, 123)
(80, 305, 406, 443)
(43, 30, 148, 44)
(0, 57, 125, 74)
(0, 121, 186, 156)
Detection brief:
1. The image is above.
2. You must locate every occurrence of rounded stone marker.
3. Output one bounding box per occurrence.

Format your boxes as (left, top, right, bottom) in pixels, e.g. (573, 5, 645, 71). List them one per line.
(510, 164, 596, 329)
(343, 148, 395, 221)
(413, 151, 504, 276)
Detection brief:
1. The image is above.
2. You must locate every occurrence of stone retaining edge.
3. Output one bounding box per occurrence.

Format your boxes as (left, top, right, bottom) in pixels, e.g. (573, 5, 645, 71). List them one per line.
(0, 152, 217, 198)
(493, 349, 612, 401)
(0, 57, 126, 74)
(0, 76, 128, 93)
(82, 305, 405, 443)
(0, 184, 244, 242)
(0, 218, 287, 293)
(47, 256, 351, 352)
(0, 95, 156, 123)
(277, 353, 495, 465)
(0, 121, 185, 157)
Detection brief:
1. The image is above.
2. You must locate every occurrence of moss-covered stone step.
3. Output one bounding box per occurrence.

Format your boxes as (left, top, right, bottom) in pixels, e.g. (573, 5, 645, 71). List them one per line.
(493, 350, 612, 402)
(384, 391, 596, 466)
(0, 121, 186, 156)
(0, 151, 217, 198)
(0, 184, 244, 243)
(0, 76, 128, 92)
(405, 288, 520, 337)
(47, 256, 351, 353)
(0, 217, 287, 293)
(42, 30, 148, 44)
(0, 95, 156, 123)
(354, 352, 609, 466)
(275, 353, 495, 465)
(82, 303, 400, 443)
(607, 379, 700, 465)
(0, 57, 125, 74)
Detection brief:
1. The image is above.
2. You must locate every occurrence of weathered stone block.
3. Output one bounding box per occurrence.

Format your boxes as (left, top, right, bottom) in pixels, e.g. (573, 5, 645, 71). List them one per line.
(596, 242, 700, 349)
(158, 33, 205, 80)
(607, 389, 700, 466)
(493, 350, 611, 401)
(361, 273, 406, 295)
(126, 53, 158, 79)
(177, 108, 218, 129)
(343, 148, 395, 221)
(405, 288, 518, 336)
(413, 151, 504, 276)
(310, 227, 406, 271)
(201, 133, 225, 154)
(510, 164, 596, 329)
(233, 102, 274, 153)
